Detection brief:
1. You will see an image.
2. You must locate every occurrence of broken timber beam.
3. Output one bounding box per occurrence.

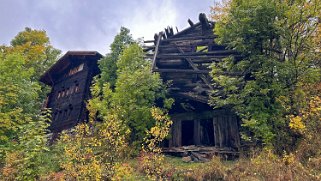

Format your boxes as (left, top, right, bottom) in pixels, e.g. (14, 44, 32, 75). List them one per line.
(171, 92, 208, 104)
(160, 35, 217, 42)
(174, 43, 214, 90)
(153, 68, 209, 74)
(157, 50, 238, 57)
(155, 54, 234, 59)
(151, 32, 162, 72)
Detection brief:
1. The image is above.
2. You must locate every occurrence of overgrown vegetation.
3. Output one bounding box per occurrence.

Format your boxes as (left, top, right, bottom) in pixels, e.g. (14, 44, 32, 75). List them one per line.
(211, 0, 321, 152)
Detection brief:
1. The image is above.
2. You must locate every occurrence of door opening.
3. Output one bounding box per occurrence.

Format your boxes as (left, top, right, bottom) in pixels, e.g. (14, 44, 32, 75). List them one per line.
(182, 120, 194, 146)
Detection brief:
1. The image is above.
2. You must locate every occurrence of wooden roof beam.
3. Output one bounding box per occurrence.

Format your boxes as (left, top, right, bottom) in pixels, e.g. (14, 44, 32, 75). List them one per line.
(160, 35, 217, 42)
(174, 43, 214, 90)
(188, 19, 194, 26)
(156, 50, 238, 57)
(153, 68, 209, 74)
(170, 92, 208, 104)
(151, 32, 162, 72)
(155, 54, 236, 59)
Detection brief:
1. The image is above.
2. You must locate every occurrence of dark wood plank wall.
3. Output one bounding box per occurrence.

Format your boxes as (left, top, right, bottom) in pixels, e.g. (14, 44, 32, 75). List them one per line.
(44, 53, 101, 132)
(49, 62, 89, 131)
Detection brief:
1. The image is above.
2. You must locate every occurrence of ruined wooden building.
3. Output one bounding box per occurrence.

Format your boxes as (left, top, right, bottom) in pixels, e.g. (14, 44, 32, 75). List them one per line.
(145, 13, 241, 153)
(40, 51, 102, 132)
(40, 13, 241, 155)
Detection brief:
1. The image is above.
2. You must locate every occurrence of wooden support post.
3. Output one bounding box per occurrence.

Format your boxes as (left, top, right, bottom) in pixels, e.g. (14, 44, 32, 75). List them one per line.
(168, 123, 173, 147)
(227, 115, 233, 147)
(223, 116, 229, 147)
(231, 115, 241, 148)
(213, 117, 220, 147)
(172, 120, 182, 147)
(218, 116, 225, 148)
(194, 120, 201, 145)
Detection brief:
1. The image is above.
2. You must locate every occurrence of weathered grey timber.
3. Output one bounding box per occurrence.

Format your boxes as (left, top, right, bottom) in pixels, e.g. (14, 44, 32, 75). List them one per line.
(145, 13, 241, 154)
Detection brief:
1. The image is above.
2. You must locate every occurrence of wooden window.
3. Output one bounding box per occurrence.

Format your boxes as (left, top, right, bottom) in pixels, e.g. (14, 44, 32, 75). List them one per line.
(66, 88, 70, 96)
(68, 63, 84, 76)
(70, 86, 74, 94)
(75, 84, 79, 92)
(77, 63, 84, 71)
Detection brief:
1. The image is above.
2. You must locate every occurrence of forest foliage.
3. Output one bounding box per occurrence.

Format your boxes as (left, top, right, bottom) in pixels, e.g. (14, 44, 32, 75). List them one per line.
(211, 0, 321, 151)
(0, 28, 60, 180)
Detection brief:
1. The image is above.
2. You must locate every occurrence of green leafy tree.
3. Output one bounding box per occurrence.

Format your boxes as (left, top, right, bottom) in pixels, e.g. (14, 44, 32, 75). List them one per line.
(98, 27, 134, 88)
(1, 109, 51, 180)
(211, 0, 321, 148)
(89, 43, 172, 150)
(6, 27, 61, 79)
(2, 27, 61, 111)
(0, 28, 59, 178)
(0, 53, 41, 157)
(114, 44, 171, 144)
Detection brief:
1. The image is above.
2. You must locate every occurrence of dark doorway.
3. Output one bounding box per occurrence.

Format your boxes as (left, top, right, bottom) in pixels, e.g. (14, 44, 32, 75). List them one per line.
(182, 120, 194, 146)
(200, 119, 214, 146)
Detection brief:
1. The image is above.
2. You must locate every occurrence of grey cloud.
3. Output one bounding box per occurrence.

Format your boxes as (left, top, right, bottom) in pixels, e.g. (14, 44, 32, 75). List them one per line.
(0, 0, 214, 54)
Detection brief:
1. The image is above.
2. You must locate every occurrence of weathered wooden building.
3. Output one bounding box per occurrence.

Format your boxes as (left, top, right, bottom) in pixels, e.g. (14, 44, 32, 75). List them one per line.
(145, 13, 241, 154)
(40, 51, 102, 132)
(39, 14, 241, 156)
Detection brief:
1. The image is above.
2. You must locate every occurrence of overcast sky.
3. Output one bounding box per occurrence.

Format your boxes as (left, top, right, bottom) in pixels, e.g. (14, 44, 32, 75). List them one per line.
(0, 0, 214, 54)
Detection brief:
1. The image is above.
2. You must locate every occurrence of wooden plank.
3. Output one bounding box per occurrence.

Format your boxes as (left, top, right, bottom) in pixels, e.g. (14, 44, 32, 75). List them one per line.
(158, 50, 238, 57)
(194, 120, 201, 145)
(171, 110, 232, 121)
(153, 68, 209, 74)
(229, 115, 240, 148)
(174, 44, 214, 90)
(163, 72, 198, 78)
(232, 115, 241, 148)
(171, 92, 208, 104)
(144, 43, 225, 50)
(168, 127, 173, 147)
(218, 116, 224, 147)
(160, 35, 217, 42)
(177, 120, 182, 146)
(158, 59, 185, 66)
(156, 54, 236, 60)
(151, 32, 162, 72)
(158, 57, 222, 64)
(188, 19, 194, 26)
(223, 116, 229, 147)
(171, 121, 177, 147)
(226, 116, 231, 147)
(213, 117, 220, 147)
(144, 40, 155, 43)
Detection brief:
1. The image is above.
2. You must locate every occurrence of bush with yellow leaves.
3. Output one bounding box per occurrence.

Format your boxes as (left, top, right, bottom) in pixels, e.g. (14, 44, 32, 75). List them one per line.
(59, 112, 129, 180)
(59, 123, 103, 180)
(139, 107, 173, 180)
